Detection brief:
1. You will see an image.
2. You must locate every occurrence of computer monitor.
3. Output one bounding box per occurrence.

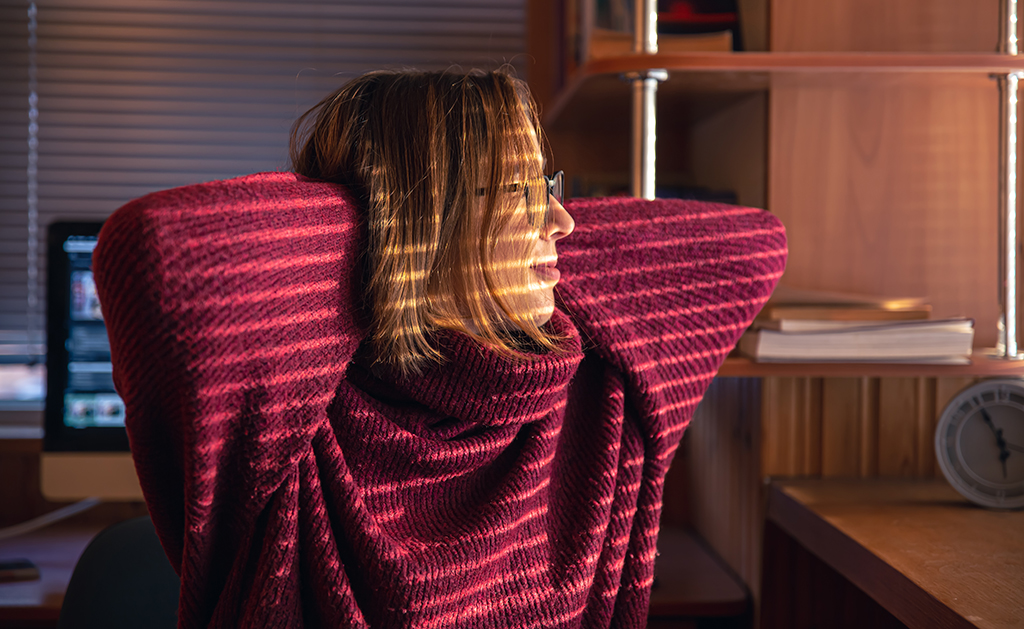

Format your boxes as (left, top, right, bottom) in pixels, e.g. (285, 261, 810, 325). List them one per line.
(42, 221, 142, 501)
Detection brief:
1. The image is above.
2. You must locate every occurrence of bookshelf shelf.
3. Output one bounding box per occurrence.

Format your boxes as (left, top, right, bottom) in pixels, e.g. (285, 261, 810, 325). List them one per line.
(547, 52, 1024, 126)
(588, 51, 1024, 75)
(718, 351, 1024, 378)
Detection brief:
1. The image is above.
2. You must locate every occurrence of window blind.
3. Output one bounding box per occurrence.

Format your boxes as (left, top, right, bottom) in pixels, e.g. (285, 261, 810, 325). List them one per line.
(0, 0, 526, 366)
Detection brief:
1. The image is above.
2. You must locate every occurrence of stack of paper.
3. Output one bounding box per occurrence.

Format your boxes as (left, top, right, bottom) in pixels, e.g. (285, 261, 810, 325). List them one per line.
(740, 288, 974, 363)
(739, 318, 975, 363)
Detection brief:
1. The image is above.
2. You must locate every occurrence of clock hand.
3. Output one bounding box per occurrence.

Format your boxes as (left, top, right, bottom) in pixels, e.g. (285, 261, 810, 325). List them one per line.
(979, 408, 1012, 479)
(1008, 442, 1024, 454)
(1000, 432, 1008, 479)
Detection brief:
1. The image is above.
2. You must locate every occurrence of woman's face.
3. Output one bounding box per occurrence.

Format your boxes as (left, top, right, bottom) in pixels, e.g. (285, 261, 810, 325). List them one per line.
(493, 175, 575, 327)
(523, 191, 574, 325)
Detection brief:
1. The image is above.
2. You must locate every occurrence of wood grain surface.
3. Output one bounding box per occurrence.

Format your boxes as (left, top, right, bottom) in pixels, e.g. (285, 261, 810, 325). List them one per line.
(769, 74, 1000, 346)
(0, 524, 104, 628)
(684, 378, 765, 612)
(769, 479, 1024, 629)
(760, 376, 985, 478)
(771, 0, 1000, 53)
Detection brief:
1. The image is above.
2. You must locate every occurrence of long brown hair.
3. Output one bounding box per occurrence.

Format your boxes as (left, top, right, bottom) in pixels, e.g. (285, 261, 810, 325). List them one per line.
(290, 69, 562, 374)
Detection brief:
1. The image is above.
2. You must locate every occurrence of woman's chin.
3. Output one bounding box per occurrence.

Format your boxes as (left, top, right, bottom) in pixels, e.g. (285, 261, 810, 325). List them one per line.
(530, 293, 555, 326)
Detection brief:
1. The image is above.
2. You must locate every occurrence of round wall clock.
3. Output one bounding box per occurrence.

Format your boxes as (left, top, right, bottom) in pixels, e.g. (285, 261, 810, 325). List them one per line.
(935, 378, 1024, 509)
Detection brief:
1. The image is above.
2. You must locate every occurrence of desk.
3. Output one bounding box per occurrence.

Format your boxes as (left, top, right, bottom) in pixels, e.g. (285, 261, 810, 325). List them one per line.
(762, 479, 1024, 629)
(0, 524, 102, 629)
(0, 521, 743, 629)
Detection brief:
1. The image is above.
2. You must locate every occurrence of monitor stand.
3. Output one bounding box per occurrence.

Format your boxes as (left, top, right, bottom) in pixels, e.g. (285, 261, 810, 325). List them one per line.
(40, 452, 143, 501)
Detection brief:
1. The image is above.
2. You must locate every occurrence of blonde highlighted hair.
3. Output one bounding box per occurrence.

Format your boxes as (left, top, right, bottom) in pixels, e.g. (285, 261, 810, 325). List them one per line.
(290, 69, 563, 374)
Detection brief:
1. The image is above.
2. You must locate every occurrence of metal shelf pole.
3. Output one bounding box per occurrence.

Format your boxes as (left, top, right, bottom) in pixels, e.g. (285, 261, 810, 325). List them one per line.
(628, 0, 665, 200)
(998, 0, 1024, 359)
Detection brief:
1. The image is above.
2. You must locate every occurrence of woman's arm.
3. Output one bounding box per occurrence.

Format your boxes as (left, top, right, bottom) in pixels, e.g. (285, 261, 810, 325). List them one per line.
(555, 197, 787, 442)
(92, 172, 365, 576)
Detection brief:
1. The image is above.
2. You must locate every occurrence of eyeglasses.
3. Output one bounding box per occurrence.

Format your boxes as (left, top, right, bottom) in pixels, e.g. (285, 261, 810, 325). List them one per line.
(477, 170, 564, 205)
(543, 170, 564, 205)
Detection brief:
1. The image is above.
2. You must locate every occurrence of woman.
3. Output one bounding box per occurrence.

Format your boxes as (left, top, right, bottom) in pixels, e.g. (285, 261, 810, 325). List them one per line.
(94, 69, 786, 628)
(289, 69, 577, 374)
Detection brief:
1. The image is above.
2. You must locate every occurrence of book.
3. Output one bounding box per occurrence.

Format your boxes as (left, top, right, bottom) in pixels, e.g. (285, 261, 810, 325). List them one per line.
(758, 286, 932, 322)
(761, 305, 932, 322)
(588, 27, 733, 59)
(756, 318, 933, 333)
(738, 318, 975, 364)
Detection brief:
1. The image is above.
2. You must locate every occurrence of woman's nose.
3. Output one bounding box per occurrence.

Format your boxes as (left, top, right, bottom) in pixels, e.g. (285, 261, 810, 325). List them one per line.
(545, 195, 574, 241)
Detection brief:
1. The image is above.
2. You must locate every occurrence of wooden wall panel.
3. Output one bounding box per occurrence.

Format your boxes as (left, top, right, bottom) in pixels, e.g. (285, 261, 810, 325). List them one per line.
(769, 0, 1005, 348)
(769, 76, 1000, 346)
(0, 439, 147, 528)
(689, 91, 768, 209)
(762, 376, 983, 479)
(820, 378, 863, 477)
(762, 377, 821, 476)
(914, 378, 938, 477)
(857, 378, 880, 477)
(685, 378, 764, 609)
(877, 378, 919, 477)
(770, 0, 999, 53)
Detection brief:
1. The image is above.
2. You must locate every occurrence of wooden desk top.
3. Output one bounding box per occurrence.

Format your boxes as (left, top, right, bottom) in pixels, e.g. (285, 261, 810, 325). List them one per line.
(0, 521, 744, 625)
(0, 524, 102, 627)
(767, 479, 1024, 629)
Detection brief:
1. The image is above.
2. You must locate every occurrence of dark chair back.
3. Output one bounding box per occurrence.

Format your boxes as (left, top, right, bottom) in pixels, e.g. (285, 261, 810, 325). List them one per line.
(58, 515, 179, 629)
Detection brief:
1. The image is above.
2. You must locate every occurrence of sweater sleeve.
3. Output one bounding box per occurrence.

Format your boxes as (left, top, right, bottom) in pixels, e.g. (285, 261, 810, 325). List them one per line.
(92, 173, 365, 581)
(555, 197, 787, 446)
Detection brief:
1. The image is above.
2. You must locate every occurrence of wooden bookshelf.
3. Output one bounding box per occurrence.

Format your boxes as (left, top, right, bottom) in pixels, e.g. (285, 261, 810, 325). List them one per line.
(527, 0, 1023, 624)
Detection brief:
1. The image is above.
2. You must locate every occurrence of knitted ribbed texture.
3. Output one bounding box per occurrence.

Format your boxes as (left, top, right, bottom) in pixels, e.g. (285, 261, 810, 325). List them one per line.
(92, 172, 787, 628)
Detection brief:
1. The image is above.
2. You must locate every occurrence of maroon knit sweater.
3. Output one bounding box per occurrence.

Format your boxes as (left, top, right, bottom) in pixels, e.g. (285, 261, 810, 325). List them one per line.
(93, 172, 786, 628)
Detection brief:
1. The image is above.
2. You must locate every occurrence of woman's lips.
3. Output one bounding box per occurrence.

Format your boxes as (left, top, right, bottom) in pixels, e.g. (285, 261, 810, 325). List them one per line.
(532, 263, 560, 282)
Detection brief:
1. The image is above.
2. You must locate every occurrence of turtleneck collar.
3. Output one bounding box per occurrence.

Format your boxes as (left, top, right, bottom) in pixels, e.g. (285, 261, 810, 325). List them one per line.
(366, 310, 583, 428)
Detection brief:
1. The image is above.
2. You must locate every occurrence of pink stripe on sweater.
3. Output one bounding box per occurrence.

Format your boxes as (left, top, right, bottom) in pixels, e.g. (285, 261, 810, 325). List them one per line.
(564, 247, 786, 279)
(412, 531, 550, 582)
(570, 205, 761, 234)
(633, 346, 732, 372)
(408, 563, 548, 614)
(568, 271, 784, 307)
(648, 373, 716, 394)
(190, 281, 339, 309)
(561, 226, 786, 257)
(196, 337, 340, 368)
(202, 309, 338, 336)
(590, 296, 770, 328)
(192, 251, 346, 279)
(180, 222, 353, 249)
(609, 321, 748, 353)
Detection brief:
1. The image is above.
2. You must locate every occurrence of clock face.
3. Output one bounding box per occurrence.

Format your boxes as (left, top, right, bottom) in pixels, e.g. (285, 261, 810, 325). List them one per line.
(935, 379, 1024, 509)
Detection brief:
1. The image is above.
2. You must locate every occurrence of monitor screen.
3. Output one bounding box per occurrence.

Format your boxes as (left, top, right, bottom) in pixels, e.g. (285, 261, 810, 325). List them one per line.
(43, 221, 140, 500)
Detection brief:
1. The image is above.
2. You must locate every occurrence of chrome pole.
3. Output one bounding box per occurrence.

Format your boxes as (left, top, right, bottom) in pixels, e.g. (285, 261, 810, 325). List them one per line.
(998, 0, 1023, 358)
(628, 0, 665, 200)
(1003, 0, 1018, 55)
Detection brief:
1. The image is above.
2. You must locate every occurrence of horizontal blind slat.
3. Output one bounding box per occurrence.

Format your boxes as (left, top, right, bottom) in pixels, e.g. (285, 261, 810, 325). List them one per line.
(0, 0, 525, 345)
